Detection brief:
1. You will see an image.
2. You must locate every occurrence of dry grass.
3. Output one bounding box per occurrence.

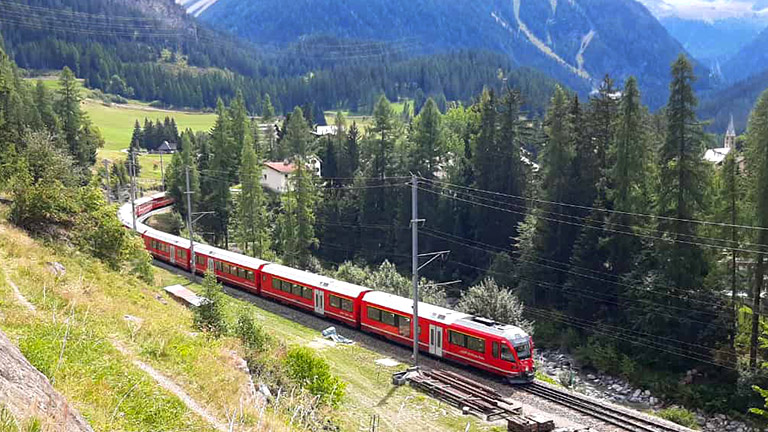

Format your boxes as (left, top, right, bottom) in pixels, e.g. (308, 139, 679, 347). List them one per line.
(0, 219, 288, 432)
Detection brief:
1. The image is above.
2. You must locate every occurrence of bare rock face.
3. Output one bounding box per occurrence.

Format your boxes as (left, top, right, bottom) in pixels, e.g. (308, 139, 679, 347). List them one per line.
(0, 330, 93, 431)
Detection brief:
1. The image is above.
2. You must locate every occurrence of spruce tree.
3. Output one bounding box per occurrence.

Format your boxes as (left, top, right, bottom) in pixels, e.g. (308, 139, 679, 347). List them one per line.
(746, 89, 768, 367)
(166, 134, 199, 221)
(237, 133, 270, 257)
(129, 120, 142, 152)
(34, 80, 57, 134)
(408, 97, 443, 178)
(262, 94, 275, 122)
(606, 76, 649, 275)
(658, 55, 709, 291)
(279, 107, 318, 267)
(206, 98, 234, 246)
(229, 90, 249, 181)
(56, 66, 99, 169)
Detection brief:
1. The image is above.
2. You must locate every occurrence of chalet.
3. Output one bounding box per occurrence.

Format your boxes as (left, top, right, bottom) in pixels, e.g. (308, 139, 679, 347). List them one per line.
(261, 156, 322, 193)
(156, 141, 178, 154)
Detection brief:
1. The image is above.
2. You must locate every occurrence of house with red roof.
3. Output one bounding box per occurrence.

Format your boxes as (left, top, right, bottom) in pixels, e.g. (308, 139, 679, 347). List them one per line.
(261, 157, 321, 193)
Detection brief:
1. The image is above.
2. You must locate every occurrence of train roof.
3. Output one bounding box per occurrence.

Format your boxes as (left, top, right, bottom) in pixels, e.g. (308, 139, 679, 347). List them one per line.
(142, 226, 191, 248)
(194, 244, 271, 269)
(454, 317, 529, 341)
(262, 264, 371, 298)
(362, 291, 470, 325)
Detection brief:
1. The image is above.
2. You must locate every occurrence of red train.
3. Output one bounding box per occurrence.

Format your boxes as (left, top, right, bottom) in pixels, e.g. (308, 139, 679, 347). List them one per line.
(120, 193, 535, 383)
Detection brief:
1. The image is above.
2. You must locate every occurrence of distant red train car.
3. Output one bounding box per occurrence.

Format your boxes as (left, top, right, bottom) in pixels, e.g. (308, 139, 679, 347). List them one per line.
(121, 193, 535, 383)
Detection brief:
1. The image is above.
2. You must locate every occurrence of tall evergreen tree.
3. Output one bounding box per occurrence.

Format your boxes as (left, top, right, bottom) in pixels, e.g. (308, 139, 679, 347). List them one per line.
(237, 137, 270, 257)
(205, 98, 234, 246)
(229, 90, 249, 181)
(34, 80, 57, 134)
(408, 97, 443, 178)
(746, 89, 768, 367)
(346, 122, 360, 176)
(279, 107, 318, 267)
(262, 94, 275, 122)
(129, 120, 142, 153)
(606, 76, 650, 275)
(658, 55, 709, 291)
(517, 86, 576, 308)
(56, 66, 100, 170)
(166, 134, 199, 221)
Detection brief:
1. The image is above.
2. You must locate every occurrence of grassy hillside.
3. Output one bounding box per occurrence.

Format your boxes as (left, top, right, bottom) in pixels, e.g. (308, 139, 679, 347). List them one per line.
(0, 207, 505, 432)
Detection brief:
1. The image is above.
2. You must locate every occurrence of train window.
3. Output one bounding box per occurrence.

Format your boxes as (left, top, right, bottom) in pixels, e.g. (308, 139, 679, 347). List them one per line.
(196, 255, 204, 265)
(492, 342, 499, 359)
(247, 271, 254, 281)
(515, 341, 531, 360)
(302, 286, 313, 299)
(367, 307, 381, 322)
(449, 330, 465, 347)
(501, 345, 516, 362)
(329, 295, 341, 309)
(381, 311, 396, 327)
(341, 298, 354, 312)
(215, 261, 221, 271)
(466, 335, 485, 353)
(398, 317, 411, 337)
(275, 279, 284, 291)
(237, 268, 244, 279)
(291, 284, 302, 297)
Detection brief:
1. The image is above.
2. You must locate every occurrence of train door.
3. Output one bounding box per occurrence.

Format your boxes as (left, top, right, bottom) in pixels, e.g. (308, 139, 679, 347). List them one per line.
(314, 289, 325, 315)
(207, 258, 214, 273)
(169, 246, 176, 264)
(429, 324, 443, 357)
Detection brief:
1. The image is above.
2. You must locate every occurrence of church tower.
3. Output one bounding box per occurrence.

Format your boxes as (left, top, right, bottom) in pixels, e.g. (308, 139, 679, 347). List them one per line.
(725, 114, 736, 150)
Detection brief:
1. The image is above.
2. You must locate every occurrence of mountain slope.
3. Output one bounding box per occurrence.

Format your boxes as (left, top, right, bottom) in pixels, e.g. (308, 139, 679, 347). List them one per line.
(699, 68, 768, 133)
(195, 0, 702, 108)
(656, 16, 766, 63)
(723, 26, 768, 83)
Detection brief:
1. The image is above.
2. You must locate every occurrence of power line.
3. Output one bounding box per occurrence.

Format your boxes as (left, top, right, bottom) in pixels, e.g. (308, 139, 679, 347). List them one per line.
(420, 177, 768, 233)
(419, 186, 768, 256)
(425, 179, 765, 250)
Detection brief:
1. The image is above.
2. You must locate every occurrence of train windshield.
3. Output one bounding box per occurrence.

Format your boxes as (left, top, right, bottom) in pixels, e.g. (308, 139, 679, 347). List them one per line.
(508, 338, 531, 360)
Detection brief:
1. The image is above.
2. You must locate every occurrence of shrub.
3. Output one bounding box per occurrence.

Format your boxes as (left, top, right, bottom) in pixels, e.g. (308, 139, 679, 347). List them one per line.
(236, 311, 271, 353)
(456, 278, 533, 333)
(656, 407, 700, 429)
(284, 346, 345, 407)
(194, 271, 227, 336)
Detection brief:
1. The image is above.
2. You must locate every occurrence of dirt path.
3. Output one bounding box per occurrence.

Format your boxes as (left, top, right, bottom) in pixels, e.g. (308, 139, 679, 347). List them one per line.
(109, 338, 229, 432)
(5, 275, 36, 312)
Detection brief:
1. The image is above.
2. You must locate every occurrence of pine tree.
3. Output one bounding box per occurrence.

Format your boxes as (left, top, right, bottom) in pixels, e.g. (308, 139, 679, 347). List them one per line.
(346, 122, 360, 176)
(658, 55, 709, 291)
(408, 97, 443, 178)
(237, 135, 271, 257)
(206, 98, 234, 246)
(262, 93, 275, 122)
(280, 107, 318, 267)
(606, 76, 649, 275)
(34, 80, 57, 134)
(56, 66, 99, 169)
(229, 90, 249, 181)
(129, 120, 142, 152)
(746, 89, 768, 367)
(517, 86, 576, 308)
(166, 134, 199, 221)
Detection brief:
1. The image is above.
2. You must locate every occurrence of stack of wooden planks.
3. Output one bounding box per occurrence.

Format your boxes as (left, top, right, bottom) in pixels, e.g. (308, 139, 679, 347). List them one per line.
(405, 368, 554, 431)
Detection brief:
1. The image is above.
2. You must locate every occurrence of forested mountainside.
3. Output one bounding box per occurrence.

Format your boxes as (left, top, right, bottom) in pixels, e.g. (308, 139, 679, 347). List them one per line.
(197, 0, 705, 108)
(0, 0, 561, 116)
(700, 68, 768, 133)
(723, 26, 768, 84)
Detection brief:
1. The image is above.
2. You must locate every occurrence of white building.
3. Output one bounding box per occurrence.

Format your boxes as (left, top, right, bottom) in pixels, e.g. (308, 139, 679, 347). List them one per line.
(314, 125, 338, 137)
(704, 115, 737, 166)
(260, 157, 322, 193)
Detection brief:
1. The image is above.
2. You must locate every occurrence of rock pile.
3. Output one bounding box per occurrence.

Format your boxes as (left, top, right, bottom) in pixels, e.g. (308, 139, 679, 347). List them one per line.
(536, 350, 763, 432)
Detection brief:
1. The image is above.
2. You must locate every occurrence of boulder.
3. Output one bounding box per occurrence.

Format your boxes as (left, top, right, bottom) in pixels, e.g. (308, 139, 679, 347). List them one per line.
(0, 329, 93, 431)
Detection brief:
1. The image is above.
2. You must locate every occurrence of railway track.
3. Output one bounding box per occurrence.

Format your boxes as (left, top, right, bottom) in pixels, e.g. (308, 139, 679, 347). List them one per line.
(520, 382, 688, 432)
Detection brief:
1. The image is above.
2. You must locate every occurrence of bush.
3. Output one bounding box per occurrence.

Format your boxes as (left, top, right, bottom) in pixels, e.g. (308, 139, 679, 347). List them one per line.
(194, 271, 227, 336)
(284, 346, 346, 407)
(236, 311, 271, 353)
(456, 278, 533, 333)
(656, 407, 700, 429)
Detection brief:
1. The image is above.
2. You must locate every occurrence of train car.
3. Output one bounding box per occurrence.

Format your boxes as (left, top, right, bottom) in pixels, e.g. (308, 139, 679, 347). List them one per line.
(142, 228, 192, 270)
(193, 244, 268, 295)
(361, 291, 535, 383)
(261, 264, 371, 326)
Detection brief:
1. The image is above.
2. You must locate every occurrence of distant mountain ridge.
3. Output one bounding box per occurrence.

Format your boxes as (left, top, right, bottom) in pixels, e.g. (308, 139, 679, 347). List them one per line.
(723, 26, 768, 83)
(193, 0, 703, 108)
